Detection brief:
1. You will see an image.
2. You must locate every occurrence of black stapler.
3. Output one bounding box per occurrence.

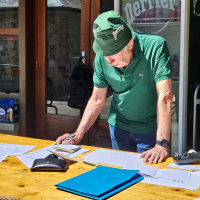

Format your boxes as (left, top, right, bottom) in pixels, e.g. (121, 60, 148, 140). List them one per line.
(173, 150, 200, 165)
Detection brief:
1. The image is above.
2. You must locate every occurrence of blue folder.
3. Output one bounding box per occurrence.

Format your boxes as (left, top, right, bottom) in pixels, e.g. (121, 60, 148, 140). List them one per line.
(55, 166, 143, 200)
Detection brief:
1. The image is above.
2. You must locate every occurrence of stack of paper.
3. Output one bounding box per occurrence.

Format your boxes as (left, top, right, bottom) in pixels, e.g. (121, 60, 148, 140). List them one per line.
(17, 144, 90, 168)
(55, 166, 143, 200)
(53, 144, 81, 153)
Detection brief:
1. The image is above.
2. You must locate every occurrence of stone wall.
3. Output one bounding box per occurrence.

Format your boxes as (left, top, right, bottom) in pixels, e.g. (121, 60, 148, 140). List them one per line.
(0, 10, 19, 93)
(0, 10, 18, 28)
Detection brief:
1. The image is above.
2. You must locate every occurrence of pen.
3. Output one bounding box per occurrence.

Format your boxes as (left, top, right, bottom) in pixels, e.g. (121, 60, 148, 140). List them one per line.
(62, 134, 76, 142)
(83, 160, 99, 167)
(55, 134, 76, 145)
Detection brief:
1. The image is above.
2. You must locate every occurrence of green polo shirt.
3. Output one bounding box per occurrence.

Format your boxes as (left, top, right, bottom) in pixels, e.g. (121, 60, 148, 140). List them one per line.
(93, 32, 172, 135)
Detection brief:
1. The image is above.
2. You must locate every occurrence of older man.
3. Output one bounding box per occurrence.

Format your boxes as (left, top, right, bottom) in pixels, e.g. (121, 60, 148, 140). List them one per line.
(56, 10, 173, 164)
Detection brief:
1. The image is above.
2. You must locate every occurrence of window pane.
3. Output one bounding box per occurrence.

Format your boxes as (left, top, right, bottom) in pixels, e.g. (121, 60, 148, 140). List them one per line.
(46, 0, 81, 116)
(0, 1, 19, 28)
(0, 40, 19, 94)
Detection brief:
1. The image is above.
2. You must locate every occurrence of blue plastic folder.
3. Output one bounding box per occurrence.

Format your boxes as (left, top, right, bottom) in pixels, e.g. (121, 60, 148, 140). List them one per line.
(55, 166, 143, 200)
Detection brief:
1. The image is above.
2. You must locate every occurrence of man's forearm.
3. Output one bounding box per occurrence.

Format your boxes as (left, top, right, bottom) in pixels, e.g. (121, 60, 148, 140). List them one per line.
(75, 97, 105, 136)
(156, 93, 173, 142)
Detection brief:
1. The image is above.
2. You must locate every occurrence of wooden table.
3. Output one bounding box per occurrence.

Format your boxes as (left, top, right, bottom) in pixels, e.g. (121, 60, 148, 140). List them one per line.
(0, 134, 200, 200)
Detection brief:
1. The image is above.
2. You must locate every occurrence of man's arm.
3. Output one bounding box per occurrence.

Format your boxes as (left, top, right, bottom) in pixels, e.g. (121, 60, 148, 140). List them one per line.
(56, 86, 108, 144)
(140, 78, 173, 164)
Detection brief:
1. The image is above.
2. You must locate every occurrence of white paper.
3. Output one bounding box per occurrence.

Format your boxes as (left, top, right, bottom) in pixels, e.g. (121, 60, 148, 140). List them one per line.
(82, 149, 144, 167)
(124, 164, 191, 182)
(141, 171, 200, 191)
(0, 145, 17, 163)
(17, 144, 56, 168)
(124, 163, 158, 177)
(168, 162, 200, 171)
(0, 143, 36, 156)
(10, 145, 36, 156)
(51, 148, 90, 158)
(68, 148, 90, 158)
(54, 144, 80, 150)
(154, 169, 191, 182)
(141, 175, 200, 191)
(17, 155, 36, 168)
(17, 144, 90, 168)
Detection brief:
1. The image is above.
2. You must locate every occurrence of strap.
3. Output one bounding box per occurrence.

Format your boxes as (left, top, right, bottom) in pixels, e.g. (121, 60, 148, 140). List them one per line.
(78, 56, 83, 65)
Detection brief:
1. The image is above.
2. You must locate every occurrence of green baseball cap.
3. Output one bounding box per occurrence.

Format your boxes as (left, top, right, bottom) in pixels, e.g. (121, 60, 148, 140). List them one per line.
(93, 10, 132, 57)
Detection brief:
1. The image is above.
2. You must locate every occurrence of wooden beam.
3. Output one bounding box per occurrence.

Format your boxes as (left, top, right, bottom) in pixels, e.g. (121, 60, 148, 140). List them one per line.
(18, 0, 26, 136)
(45, 115, 80, 125)
(0, 28, 19, 35)
(36, 0, 46, 139)
(0, 36, 18, 40)
(81, 0, 91, 67)
(90, 0, 100, 73)
(19, 0, 36, 138)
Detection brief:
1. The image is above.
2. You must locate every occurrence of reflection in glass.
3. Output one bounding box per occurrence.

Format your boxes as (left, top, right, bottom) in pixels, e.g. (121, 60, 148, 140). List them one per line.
(120, 0, 181, 155)
(46, 0, 81, 116)
(0, 40, 19, 94)
(0, 1, 19, 28)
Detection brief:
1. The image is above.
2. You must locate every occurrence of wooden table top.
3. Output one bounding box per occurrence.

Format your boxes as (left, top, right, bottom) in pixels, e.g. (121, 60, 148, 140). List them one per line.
(0, 134, 199, 200)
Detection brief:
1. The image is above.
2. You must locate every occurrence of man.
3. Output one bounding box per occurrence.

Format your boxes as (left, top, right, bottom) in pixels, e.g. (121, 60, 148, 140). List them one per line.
(56, 11, 173, 164)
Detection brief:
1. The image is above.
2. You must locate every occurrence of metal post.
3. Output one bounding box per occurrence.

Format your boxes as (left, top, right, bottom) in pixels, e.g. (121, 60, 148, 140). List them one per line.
(193, 84, 200, 150)
(114, 0, 120, 14)
(178, 0, 190, 154)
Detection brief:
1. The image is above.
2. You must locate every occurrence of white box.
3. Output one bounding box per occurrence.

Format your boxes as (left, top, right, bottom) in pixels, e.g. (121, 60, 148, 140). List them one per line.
(0, 123, 19, 131)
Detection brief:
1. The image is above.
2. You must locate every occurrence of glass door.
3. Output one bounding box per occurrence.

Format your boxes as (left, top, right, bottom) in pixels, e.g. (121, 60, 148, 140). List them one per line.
(46, 0, 81, 117)
(120, 0, 182, 155)
(36, 0, 92, 142)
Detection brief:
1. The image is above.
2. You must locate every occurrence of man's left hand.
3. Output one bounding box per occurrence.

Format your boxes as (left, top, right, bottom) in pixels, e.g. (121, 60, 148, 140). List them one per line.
(140, 145, 168, 164)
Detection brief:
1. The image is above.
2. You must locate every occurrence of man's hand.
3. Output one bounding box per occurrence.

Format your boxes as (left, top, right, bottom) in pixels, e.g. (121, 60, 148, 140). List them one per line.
(56, 133, 84, 145)
(140, 145, 168, 164)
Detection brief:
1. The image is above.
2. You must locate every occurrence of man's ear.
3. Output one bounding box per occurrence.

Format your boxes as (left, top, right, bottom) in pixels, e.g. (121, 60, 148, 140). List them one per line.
(129, 38, 134, 50)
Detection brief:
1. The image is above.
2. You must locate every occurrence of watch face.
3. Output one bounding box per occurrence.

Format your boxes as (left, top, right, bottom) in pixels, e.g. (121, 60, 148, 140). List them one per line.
(161, 139, 168, 147)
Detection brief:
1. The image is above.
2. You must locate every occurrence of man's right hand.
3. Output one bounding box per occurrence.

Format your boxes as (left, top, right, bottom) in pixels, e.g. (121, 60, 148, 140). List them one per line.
(56, 87, 107, 146)
(56, 133, 84, 145)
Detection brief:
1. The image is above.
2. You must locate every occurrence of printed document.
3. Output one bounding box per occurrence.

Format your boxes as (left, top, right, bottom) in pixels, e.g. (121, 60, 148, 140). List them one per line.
(124, 164, 191, 182)
(82, 149, 144, 167)
(141, 171, 200, 191)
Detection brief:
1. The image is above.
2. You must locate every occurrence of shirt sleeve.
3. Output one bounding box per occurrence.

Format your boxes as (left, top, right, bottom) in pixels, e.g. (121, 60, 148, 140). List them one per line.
(153, 41, 172, 83)
(93, 55, 109, 88)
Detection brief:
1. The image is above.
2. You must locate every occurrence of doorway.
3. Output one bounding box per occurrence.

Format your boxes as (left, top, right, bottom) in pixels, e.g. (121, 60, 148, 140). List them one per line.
(36, 0, 100, 145)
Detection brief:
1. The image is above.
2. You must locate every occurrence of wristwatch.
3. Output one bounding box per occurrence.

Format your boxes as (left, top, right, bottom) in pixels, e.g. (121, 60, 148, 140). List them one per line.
(156, 139, 169, 147)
